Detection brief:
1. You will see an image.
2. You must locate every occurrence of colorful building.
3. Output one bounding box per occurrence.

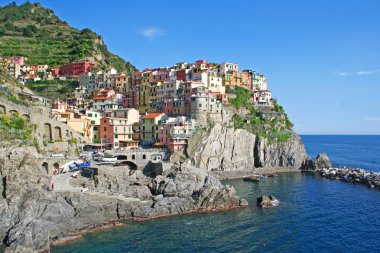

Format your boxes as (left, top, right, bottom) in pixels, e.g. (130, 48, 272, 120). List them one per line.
(59, 60, 95, 76)
(140, 113, 169, 144)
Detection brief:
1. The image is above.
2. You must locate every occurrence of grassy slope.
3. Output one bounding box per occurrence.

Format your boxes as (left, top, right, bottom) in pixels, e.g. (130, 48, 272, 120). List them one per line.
(0, 2, 136, 74)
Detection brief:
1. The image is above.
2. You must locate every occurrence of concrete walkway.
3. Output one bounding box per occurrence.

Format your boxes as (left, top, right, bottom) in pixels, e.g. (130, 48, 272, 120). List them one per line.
(51, 173, 148, 203)
(52, 172, 76, 192)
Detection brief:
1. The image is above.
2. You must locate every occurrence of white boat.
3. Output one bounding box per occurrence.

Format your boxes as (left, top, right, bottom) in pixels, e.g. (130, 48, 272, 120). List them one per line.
(101, 156, 117, 162)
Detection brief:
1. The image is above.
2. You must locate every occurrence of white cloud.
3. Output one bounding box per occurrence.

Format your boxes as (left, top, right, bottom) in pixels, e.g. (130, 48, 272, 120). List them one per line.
(362, 116, 380, 122)
(356, 69, 380, 75)
(338, 69, 380, 76)
(139, 27, 164, 39)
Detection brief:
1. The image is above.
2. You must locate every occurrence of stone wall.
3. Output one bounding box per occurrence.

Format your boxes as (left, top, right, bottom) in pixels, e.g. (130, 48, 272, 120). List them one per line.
(0, 96, 85, 144)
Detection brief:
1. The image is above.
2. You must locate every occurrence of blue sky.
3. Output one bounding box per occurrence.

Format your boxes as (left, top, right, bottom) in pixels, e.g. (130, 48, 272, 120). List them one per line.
(3, 0, 380, 134)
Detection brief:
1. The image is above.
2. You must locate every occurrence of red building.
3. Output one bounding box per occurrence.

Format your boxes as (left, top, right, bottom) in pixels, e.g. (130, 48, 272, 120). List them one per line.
(51, 68, 60, 77)
(59, 60, 95, 76)
(176, 69, 186, 81)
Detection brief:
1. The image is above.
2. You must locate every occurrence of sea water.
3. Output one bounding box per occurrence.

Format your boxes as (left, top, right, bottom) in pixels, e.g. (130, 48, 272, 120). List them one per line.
(52, 135, 380, 253)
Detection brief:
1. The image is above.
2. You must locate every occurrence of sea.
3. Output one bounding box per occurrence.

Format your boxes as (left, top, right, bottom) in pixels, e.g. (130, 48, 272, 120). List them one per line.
(52, 135, 380, 253)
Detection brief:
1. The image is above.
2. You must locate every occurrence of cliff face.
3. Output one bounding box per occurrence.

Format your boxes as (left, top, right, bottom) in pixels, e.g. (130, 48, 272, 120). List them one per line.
(254, 132, 307, 168)
(188, 123, 307, 171)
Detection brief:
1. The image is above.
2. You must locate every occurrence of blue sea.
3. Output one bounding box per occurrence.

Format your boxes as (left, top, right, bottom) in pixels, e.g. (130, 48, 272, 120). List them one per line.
(53, 135, 380, 253)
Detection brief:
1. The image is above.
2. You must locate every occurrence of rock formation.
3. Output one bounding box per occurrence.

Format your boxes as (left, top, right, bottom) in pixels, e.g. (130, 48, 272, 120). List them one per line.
(301, 153, 332, 171)
(0, 144, 246, 251)
(257, 195, 279, 208)
(187, 123, 308, 171)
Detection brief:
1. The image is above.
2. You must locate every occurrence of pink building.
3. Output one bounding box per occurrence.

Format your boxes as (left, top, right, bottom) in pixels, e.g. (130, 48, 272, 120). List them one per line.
(10, 56, 26, 65)
(100, 117, 138, 148)
(158, 117, 194, 152)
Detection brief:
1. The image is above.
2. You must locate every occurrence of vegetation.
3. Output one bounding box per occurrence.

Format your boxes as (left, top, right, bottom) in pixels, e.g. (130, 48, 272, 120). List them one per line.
(0, 66, 23, 88)
(0, 112, 35, 145)
(229, 86, 293, 143)
(67, 138, 77, 145)
(0, 2, 136, 74)
(25, 79, 78, 99)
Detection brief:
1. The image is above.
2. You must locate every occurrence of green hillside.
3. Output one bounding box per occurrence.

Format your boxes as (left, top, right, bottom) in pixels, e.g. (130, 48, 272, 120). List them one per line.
(0, 2, 136, 74)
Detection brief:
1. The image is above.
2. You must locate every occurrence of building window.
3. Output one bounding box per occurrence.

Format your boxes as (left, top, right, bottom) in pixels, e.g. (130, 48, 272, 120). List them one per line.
(104, 127, 106, 131)
(199, 104, 202, 107)
(114, 134, 118, 138)
(143, 154, 146, 159)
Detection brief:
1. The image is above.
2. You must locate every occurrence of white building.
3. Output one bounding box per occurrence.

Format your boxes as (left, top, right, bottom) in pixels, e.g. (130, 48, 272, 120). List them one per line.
(219, 62, 239, 74)
(254, 90, 272, 105)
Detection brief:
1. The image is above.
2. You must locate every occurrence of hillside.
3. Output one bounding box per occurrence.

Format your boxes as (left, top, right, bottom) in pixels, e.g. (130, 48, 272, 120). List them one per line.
(0, 2, 136, 74)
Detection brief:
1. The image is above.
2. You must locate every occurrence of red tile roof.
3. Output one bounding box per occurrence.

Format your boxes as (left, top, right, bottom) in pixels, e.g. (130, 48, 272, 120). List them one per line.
(94, 96, 110, 100)
(143, 113, 163, 119)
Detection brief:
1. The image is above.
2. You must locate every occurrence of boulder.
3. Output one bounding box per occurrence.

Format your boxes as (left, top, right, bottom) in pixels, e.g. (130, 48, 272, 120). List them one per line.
(314, 153, 332, 169)
(257, 195, 279, 208)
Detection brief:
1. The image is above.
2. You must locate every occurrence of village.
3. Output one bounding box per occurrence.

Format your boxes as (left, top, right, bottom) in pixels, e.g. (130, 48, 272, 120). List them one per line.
(0, 56, 273, 153)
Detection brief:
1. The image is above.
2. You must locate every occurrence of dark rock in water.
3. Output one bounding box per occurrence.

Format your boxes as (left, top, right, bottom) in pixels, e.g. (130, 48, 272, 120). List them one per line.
(301, 153, 332, 171)
(257, 195, 279, 208)
(314, 153, 332, 169)
(301, 157, 315, 171)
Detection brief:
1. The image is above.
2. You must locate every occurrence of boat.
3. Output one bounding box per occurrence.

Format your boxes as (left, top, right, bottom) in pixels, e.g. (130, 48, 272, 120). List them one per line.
(244, 175, 261, 182)
(101, 156, 117, 162)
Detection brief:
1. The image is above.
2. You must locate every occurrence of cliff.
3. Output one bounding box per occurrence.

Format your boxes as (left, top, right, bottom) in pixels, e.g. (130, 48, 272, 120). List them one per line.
(186, 123, 307, 172)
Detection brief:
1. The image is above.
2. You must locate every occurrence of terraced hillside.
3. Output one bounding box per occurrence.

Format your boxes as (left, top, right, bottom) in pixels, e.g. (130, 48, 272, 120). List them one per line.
(0, 2, 136, 74)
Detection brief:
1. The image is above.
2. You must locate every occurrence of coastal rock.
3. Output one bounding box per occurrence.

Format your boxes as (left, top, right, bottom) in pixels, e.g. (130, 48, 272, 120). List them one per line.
(254, 133, 307, 169)
(314, 153, 332, 169)
(0, 145, 246, 251)
(4, 246, 38, 253)
(148, 164, 243, 211)
(188, 124, 308, 171)
(189, 123, 256, 171)
(257, 195, 279, 208)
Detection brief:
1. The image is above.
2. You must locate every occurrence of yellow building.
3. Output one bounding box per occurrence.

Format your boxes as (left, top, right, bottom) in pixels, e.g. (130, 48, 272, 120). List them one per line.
(114, 74, 130, 94)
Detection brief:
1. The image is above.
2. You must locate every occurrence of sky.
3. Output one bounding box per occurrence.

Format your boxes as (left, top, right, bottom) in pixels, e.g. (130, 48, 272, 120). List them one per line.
(2, 0, 380, 134)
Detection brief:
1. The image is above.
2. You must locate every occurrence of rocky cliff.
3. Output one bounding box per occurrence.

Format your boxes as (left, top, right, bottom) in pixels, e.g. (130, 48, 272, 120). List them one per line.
(187, 123, 307, 171)
(0, 144, 246, 251)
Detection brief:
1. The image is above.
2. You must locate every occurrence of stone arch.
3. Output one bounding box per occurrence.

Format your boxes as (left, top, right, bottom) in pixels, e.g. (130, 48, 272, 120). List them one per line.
(117, 155, 128, 160)
(43, 123, 52, 141)
(132, 154, 136, 160)
(22, 114, 30, 120)
(53, 162, 59, 169)
(42, 162, 48, 174)
(0, 104, 5, 114)
(54, 126, 62, 139)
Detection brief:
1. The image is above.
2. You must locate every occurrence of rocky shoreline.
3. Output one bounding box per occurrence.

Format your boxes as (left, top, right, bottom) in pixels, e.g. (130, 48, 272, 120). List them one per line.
(0, 145, 248, 252)
(316, 167, 380, 189)
(46, 202, 248, 250)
